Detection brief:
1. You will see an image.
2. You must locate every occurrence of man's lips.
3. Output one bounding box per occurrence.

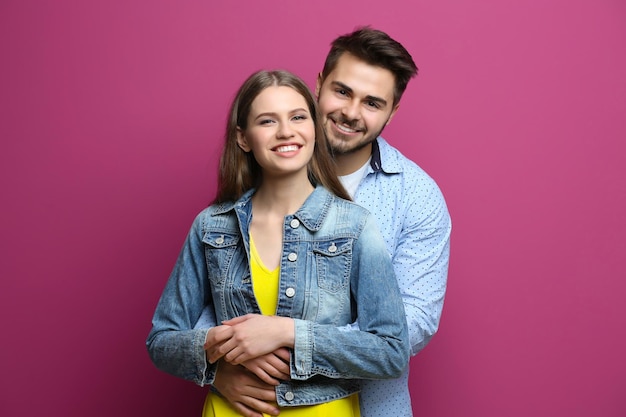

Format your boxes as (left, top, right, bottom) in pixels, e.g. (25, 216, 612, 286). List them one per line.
(329, 116, 363, 134)
(336, 123, 358, 134)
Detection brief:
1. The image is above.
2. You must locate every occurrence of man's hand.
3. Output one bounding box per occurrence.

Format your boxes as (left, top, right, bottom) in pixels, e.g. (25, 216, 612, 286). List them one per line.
(241, 347, 291, 385)
(213, 360, 280, 417)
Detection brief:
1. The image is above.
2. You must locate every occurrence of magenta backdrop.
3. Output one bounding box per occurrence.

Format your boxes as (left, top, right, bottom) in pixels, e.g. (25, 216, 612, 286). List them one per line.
(1, 1, 625, 416)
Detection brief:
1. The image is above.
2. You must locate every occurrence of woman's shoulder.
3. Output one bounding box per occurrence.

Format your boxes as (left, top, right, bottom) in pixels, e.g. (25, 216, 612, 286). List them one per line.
(326, 189, 371, 216)
(319, 188, 375, 233)
(194, 201, 229, 216)
(189, 201, 239, 229)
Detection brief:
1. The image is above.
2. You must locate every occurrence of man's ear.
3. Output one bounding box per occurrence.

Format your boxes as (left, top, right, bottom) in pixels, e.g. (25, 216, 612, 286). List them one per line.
(315, 72, 323, 97)
(236, 127, 251, 152)
(385, 104, 400, 126)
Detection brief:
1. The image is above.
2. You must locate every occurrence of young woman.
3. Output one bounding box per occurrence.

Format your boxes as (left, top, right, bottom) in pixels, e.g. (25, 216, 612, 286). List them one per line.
(146, 70, 409, 416)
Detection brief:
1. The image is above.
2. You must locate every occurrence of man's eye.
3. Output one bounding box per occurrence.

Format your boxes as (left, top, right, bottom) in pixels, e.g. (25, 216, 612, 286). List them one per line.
(336, 89, 347, 96)
(367, 101, 380, 109)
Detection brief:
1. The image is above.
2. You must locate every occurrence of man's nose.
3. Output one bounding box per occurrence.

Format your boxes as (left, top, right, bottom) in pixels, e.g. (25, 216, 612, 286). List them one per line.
(341, 100, 361, 122)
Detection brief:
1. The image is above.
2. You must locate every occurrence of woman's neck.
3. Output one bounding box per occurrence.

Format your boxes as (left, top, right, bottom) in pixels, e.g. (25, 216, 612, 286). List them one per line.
(253, 175, 315, 216)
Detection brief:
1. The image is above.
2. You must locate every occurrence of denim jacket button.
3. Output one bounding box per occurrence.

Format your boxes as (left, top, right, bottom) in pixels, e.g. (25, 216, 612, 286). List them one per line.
(284, 391, 295, 402)
(215, 236, 224, 244)
(285, 287, 295, 298)
(328, 243, 337, 253)
(288, 252, 298, 262)
(290, 219, 300, 228)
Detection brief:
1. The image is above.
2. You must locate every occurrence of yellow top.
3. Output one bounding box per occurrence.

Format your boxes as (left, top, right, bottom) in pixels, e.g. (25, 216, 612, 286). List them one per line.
(249, 235, 280, 315)
(202, 236, 360, 417)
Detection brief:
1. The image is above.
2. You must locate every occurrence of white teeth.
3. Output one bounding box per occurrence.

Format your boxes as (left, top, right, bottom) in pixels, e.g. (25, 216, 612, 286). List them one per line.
(275, 145, 299, 153)
(337, 124, 357, 133)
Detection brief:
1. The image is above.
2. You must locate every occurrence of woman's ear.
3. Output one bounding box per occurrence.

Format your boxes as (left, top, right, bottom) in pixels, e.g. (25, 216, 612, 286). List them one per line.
(236, 127, 251, 152)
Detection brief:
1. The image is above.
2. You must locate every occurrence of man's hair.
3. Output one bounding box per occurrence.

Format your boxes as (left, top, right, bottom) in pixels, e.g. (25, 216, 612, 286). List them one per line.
(214, 70, 350, 204)
(321, 26, 418, 106)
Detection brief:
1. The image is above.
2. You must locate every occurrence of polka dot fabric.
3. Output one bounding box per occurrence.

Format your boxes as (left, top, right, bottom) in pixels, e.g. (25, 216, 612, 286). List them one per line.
(349, 137, 451, 417)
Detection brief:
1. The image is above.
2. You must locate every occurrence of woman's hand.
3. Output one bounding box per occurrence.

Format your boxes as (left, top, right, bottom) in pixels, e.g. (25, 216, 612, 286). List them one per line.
(204, 325, 234, 363)
(211, 314, 295, 364)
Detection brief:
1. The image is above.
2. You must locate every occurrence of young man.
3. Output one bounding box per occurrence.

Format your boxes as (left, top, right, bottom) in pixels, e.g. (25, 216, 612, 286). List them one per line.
(207, 27, 451, 417)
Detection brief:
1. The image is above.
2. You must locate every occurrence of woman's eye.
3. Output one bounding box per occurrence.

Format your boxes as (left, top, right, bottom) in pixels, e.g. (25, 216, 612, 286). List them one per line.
(259, 119, 274, 125)
(292, 114, 307, 121)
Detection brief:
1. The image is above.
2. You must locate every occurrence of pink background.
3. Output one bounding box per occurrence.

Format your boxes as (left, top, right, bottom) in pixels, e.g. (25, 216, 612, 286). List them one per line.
(1, 1, 625, 416)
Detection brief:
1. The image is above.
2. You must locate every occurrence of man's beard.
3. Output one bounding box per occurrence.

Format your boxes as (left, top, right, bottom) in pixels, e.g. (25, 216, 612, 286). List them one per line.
(325, 113, 385, 156)
(329, 133, 378, 156)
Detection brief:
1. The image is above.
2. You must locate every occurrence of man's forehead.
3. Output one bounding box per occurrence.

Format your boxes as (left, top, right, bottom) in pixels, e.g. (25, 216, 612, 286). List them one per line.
(327, 55, 396, 101)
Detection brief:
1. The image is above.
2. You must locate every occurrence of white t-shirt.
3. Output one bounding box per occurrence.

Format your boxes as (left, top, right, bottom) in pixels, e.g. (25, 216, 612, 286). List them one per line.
(338, 158, 370, 198)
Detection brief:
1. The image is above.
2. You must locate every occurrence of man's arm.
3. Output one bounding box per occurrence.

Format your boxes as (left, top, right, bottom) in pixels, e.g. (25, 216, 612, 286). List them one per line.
(394, 182, 451, 355)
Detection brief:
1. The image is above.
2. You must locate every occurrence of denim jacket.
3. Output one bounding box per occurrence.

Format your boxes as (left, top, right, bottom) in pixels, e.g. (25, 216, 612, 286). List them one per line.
(146, 185, 409, 406)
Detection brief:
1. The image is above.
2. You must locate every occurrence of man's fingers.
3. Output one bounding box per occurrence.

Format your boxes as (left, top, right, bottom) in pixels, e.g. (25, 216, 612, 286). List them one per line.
(274, 347, 291, 362)
(245, 366, 281, 386)
(230, 402, 264, 417)
(232, 398, 279, 417)
(266, 352, 290, 377)
(211, 361, 279, 415)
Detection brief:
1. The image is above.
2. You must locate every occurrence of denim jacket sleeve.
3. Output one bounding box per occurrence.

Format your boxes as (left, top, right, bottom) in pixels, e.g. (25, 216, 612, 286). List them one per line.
(145, 212, 217, 386)
(291, 213, 410, 381)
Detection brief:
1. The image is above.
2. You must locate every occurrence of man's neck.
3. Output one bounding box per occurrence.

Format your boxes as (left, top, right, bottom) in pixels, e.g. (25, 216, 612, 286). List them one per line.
(334, 144, 373, 176)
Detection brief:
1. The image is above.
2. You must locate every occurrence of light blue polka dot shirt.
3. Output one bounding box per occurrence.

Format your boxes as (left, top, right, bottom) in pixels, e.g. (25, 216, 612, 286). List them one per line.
(340, 137, 451, 417)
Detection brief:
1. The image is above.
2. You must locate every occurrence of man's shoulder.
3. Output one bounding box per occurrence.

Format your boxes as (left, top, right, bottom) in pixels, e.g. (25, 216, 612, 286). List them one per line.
(377, 137, 439, 186)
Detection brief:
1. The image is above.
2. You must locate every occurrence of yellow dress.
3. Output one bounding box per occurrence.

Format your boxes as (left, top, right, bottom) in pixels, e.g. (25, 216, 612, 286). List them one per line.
(202, 236, 360, 417)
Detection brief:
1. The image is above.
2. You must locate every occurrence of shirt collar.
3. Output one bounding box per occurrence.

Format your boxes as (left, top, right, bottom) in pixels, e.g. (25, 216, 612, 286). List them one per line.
(369, 138, 383, 172)
(369, 137, 403, 174)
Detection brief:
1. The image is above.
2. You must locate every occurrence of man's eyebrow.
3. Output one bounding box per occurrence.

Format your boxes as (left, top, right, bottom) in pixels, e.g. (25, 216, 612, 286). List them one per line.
(332, 81, 354, 94)
(332, 81, 388, 107)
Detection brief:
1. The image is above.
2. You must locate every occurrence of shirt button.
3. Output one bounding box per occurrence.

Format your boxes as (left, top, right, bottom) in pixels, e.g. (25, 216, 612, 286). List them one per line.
(284, 391, 295, 401)
(215, 236, 224, 244)
(288, 252, 298, 262)
(285, 287, 296, 298)
(290, 219, 300, 228)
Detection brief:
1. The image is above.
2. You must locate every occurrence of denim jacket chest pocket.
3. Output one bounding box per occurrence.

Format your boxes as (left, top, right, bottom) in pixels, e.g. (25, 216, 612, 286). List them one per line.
(312, 237, 353, 293)
(303, 237, 355, 326)
(202, 230, 257, 318)
(202, 231, 241, 284)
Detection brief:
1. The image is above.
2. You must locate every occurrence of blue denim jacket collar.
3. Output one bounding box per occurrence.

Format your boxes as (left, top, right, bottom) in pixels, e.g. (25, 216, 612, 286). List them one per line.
(212, 185, 332, 233)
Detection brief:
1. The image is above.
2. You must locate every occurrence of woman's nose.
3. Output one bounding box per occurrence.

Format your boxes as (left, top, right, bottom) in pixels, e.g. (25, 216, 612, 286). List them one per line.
(276, 122, 295, 138)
